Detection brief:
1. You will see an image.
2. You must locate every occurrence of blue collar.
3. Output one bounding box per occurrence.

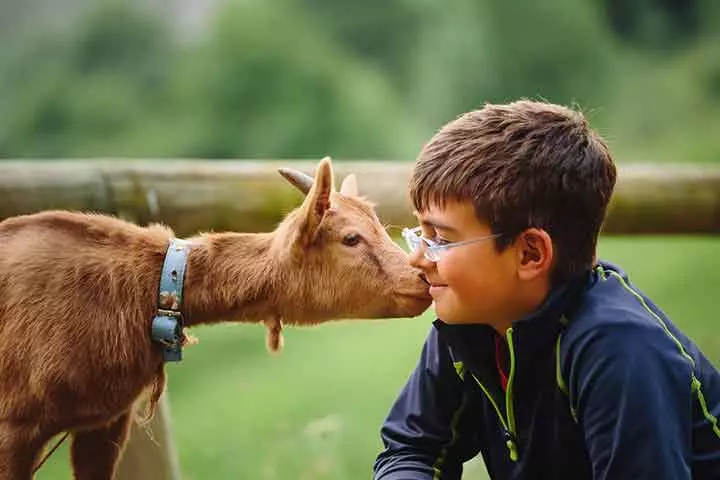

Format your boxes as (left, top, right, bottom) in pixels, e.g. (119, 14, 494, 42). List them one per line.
(151, 238, 189, 362)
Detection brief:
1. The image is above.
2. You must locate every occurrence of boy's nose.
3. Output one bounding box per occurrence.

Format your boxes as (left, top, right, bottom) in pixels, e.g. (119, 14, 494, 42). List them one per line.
(408, 247, 434, 271)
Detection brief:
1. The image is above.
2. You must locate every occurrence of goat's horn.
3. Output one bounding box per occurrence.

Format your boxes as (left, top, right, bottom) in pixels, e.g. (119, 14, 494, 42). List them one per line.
(278, 167, 314, 195)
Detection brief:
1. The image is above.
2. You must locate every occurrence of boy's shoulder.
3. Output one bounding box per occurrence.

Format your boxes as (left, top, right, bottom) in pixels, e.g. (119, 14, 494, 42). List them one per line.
(561, 261, 685, 357)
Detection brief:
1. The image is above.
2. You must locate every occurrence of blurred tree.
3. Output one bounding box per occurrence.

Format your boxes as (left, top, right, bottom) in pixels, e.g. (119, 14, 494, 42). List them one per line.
(603, 0, 701, 50)
(0, 2, 175, 157)
(408, 0, 617, 126)
(71, 3, 171, 79)
(167, 1, 419, 159)
(0, 0, 422, 159)
(289, 0, 425, 87)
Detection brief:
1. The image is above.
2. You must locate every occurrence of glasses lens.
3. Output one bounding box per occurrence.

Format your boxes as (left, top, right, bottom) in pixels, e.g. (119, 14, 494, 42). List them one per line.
(402, 229, 417, 252)
(425, 245, 443, 262)
(406, 229, 430, 253)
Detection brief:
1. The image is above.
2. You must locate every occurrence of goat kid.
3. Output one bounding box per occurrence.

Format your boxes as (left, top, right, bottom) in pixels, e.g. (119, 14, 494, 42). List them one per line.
(0, 157, 431, 479)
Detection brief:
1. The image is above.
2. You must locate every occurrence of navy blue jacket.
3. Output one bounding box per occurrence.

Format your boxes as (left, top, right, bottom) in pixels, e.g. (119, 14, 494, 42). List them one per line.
(374, 262, 720, 479)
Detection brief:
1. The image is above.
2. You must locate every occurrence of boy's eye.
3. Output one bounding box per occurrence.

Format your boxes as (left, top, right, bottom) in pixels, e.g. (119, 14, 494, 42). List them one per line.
(434, 237, 451, 246)
(420, 226, 435, 238)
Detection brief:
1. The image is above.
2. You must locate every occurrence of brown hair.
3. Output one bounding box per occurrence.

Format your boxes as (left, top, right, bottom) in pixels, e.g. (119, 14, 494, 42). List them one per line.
(410, 100, 617, 284)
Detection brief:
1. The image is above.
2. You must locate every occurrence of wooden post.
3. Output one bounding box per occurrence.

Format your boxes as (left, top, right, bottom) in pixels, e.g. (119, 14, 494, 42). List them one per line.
(115, 393, 182, 480)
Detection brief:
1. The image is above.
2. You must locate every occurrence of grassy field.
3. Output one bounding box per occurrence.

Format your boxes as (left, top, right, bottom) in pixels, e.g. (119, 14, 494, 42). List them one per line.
(37, 236, 719, 479)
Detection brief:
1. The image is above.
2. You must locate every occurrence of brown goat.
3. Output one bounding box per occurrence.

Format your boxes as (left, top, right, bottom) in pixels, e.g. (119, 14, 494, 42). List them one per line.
(0, 157, 431, 479)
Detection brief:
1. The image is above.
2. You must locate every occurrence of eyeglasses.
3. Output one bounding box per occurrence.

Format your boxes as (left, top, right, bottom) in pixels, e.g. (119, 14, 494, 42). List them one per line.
(401, 226, 504, 262)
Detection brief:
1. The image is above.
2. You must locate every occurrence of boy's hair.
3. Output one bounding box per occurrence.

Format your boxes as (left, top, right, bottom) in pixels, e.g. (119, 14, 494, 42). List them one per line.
(410, 100, 617, 284)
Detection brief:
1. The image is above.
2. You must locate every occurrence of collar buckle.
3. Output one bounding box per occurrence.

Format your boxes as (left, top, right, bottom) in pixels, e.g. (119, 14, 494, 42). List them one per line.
(152, 314, 184, 361)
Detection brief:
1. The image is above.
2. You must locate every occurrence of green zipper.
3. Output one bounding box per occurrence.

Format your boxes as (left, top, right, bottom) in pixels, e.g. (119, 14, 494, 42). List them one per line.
(505, 327, 518, 460)
(470, 327, 519, 462)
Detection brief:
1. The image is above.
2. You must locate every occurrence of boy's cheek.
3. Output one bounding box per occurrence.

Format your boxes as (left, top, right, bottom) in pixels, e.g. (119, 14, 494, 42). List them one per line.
(437, 253, 473, 283)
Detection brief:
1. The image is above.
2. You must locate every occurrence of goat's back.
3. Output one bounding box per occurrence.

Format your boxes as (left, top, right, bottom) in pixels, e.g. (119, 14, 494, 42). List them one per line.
(0, 211, 171, 428)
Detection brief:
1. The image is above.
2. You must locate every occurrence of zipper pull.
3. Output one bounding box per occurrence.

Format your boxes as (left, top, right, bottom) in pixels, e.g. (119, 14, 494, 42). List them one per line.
(503, 430, 519, 462)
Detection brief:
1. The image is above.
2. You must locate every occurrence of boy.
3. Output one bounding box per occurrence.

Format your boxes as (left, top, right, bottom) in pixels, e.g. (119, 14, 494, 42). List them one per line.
(373, 101, 720, 479)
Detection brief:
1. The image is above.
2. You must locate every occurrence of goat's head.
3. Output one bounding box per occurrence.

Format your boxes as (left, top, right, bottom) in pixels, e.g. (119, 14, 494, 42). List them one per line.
(273, 157, 431, 326)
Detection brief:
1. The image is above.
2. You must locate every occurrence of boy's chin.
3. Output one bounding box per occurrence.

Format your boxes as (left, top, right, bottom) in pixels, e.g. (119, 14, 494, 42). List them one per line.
(434, 302, 485, 325)
(433, 303, 465, 324)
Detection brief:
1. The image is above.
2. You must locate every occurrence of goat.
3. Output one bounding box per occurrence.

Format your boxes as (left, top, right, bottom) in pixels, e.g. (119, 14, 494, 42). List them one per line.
(0, 157, 431, 479)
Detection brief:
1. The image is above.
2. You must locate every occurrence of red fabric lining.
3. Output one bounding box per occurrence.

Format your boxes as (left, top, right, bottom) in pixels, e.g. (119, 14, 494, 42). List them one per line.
(495, 334, 508, 392)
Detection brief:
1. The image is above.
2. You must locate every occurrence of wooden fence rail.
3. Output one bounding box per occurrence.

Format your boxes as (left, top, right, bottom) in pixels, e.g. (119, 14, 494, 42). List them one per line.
(1, 160, 719, 235)
(2, 160, 718, 479)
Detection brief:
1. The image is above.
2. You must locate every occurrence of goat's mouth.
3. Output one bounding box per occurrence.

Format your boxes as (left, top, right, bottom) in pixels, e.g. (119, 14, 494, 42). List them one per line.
(394, 290, 433, 313)
(395, 289, 432, 301)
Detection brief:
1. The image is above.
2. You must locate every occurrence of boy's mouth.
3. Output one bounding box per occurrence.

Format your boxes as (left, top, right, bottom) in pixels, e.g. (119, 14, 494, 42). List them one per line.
(427, 277, 448, 288)
(429, 282, 448, 295)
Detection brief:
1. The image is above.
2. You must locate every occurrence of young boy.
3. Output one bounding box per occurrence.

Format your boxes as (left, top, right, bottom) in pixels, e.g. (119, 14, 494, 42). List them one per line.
(373, 100, 720, 479)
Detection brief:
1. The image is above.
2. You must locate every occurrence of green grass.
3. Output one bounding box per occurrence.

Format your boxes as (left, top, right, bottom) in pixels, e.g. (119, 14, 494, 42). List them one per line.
(37, 236, 719, 479)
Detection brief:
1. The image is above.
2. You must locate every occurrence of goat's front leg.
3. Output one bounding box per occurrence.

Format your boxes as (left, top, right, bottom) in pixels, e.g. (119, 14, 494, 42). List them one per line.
(71, 412, 132, 480)
(0, 422, 43, 480)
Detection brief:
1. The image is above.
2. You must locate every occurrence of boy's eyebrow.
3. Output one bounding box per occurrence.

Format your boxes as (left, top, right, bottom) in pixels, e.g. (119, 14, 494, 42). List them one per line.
(418, 217, 459, 234)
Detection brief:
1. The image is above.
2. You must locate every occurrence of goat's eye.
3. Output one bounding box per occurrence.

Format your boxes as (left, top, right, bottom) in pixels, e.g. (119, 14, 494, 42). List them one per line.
(342, 233, 362, 247)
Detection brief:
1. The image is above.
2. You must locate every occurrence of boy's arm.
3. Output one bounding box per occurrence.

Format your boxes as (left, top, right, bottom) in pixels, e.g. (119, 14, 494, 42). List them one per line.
(373, 327, 480, 480)
(568, 323, 694, 480)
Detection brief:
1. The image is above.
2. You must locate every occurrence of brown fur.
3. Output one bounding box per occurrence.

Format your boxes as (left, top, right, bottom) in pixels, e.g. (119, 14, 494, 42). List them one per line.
(0, 158, 430, 479)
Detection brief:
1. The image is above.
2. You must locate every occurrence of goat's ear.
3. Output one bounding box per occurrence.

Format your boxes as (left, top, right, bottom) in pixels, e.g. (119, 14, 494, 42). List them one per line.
(297, 156, 333, 245)
(340, 174, 359, 197)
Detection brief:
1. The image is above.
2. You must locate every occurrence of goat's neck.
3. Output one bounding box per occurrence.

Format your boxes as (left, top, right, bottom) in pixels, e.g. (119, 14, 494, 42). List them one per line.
(182, 232, 279, 326)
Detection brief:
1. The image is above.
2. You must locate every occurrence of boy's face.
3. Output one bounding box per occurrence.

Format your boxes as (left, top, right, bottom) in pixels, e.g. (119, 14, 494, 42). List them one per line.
(409, 200, 532, 327)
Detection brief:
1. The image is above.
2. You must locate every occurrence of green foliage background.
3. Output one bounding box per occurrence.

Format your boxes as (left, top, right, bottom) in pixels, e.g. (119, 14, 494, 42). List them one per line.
(1, 0, 719, 163)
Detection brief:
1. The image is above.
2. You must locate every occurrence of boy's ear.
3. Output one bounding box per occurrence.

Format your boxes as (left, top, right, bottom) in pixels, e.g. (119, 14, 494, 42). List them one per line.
(297, 157, 334, 246)
(515, 228, 553, 282)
